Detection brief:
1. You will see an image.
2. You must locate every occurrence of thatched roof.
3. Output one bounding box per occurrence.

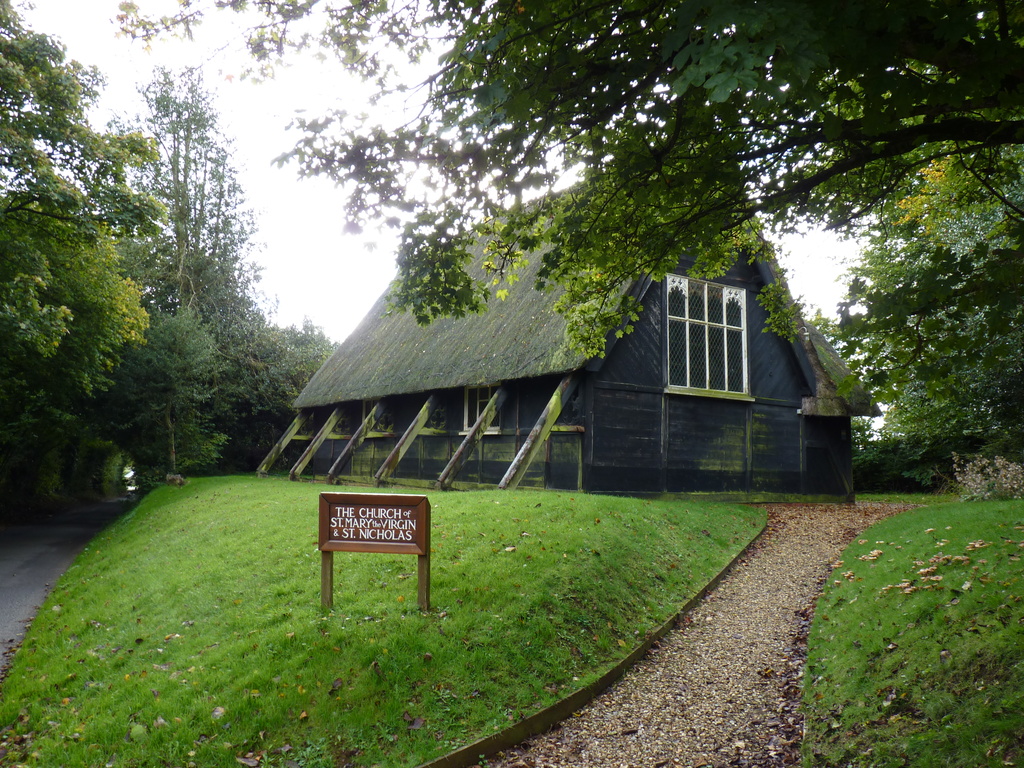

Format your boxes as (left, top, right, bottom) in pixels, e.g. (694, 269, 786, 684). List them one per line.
(295, 248, 877, 417)
(294, 254, 587, 409)
(754, 257, 878, 418)
(801, 324, 880, 417)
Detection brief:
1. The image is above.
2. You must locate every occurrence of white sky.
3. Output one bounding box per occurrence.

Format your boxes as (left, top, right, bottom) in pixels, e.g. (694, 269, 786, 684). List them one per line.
(19, 0, 859, 342)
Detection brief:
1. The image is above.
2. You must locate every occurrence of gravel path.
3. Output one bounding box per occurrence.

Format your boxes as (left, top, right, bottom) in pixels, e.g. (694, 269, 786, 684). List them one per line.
(489, 503, 915, 768)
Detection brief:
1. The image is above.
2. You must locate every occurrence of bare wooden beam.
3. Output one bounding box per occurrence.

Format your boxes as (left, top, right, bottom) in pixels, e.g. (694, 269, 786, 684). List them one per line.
(289, 406, 345, 481)
(375, 396, 437, 486)
(326, 400, 387, 484)
(436, 386, 507, 490)
(499, 374, 580, 490)
(257, 411, 311, 476)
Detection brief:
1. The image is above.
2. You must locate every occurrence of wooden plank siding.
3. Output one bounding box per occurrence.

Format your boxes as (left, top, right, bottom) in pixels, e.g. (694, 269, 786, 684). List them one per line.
(666, 397, 748, 493)
(437, 387, 508, 489)
(803, 416, 854, 499)
(289, 406, 344, 480)
(256, 410, 311, 475)
(585, 386, 665, 494)
(326, 400, 387, 483)
(749, 405, 803, 493)
(276, 253, 866, 499)
(309, 381, 581, 491)
(500, 374, 580, 490)
(375, 395, 438, 485)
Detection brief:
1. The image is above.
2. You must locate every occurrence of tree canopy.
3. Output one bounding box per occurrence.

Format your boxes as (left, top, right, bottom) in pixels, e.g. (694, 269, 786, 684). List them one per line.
(1, 1, 160, 507)
(831, 148, 1024, 489)
(839, 152, 1024, 399)
(102, 67, 335, 485)
(119, 0, 1024, 352)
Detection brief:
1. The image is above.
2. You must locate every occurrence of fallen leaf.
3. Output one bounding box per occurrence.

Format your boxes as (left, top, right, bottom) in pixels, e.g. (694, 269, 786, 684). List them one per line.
(212, 707, 226, 720)
(235, 757, 259, 767)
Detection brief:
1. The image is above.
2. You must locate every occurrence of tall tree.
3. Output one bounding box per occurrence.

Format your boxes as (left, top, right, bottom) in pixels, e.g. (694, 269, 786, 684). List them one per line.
(98, 309, 225, 480)
(120, 0, 1024, 353)
(0, 1, 159, 508)
(103, 68, 260, 478)
(834, 151, 1024, 487)
(116, 67, 261, 327)
(839, 153, 1024, 397)
(103, 68, 335, 482)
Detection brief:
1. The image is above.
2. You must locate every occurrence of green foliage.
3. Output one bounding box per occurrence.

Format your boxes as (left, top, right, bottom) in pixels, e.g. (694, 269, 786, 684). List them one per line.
(832, 150, 1024, 492)
(0, 477, 764, 767)
(804, 501, 1024, 768)
(839, 154, 1024, 405)
(0, 3, 160, 510)
(104, 68, 335, 480)
(114, 68, 260, 323)
(98, 309, 226, 485)
(123, 0, 1024, 353)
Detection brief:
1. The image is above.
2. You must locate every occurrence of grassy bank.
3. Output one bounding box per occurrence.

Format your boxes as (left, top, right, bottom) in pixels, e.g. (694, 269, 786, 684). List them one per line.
(0, 477, 763, 768)
(803, 499, 1024, 768)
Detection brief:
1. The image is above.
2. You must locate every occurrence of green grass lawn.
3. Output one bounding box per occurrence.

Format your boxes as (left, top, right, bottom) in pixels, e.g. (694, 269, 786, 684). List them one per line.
(803, 499, 1024, 768)
(0, 476, 764, 768)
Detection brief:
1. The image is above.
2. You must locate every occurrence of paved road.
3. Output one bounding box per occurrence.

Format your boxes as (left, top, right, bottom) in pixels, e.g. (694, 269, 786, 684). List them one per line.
(0, 500, 126, 678)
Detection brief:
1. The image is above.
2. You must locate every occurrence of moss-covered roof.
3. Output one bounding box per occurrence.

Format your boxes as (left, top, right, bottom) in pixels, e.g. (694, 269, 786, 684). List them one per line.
(293, 254, 588, 409)
(803, 324, 880, 417)
(295, 248, 877, 417)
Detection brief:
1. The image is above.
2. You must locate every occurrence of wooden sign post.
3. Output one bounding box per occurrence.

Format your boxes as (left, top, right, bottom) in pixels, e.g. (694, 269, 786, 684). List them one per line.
(318, 492, 431, 611)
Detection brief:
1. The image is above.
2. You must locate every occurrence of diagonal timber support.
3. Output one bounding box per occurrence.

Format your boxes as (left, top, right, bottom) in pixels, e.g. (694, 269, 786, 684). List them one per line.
(375, 395, 437, 486)
(257, 411, 311, 476)
(326, 400, 387, 484)
(289, 406, 344, 481)
(436, 386, 507, 490)
(499, 373, 580, 490)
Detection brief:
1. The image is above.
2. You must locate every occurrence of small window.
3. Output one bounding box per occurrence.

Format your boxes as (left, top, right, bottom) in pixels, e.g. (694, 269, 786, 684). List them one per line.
(361, 399, 379, 424)
(362, 399, 393, 433)
(667, 276, 747, 394)
(464, 385, 500, 432)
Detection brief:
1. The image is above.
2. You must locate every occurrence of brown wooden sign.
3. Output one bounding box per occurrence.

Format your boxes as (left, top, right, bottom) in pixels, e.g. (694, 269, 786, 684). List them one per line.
(318, 493, 431, 610)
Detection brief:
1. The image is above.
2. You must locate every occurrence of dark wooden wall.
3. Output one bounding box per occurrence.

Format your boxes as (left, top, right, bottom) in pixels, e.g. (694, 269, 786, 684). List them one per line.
(307, 376, 583, 490)
(583, 257, 854, 499)
(299, 257, 853, 499)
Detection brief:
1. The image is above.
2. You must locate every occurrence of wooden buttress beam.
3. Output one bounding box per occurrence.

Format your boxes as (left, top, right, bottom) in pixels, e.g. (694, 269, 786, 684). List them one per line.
(326, 400, 387, 484)
(289, 406, 345, 481)
(436, 386, 507, 490)
(499, 373, 580, 490)
(257, 411, 311, 476)
(374, 395, 437, 486)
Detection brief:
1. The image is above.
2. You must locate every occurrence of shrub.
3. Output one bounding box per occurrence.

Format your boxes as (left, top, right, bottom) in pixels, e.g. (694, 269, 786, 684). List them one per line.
(953, 453, 1024, 500)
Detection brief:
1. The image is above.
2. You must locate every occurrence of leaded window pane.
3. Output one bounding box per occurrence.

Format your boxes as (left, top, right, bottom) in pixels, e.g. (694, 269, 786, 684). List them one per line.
(707, 285, 724, 325)
(688, 322, 706, 387)
(708, 325, 726, 390)
(668, 277, 687, 317)
(666, 276, 747, 394)
(727, 329, 744, 392)
(669, 320, 688, 387)
(725, 291, 743, 327)
(688, 282, 705, 321)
